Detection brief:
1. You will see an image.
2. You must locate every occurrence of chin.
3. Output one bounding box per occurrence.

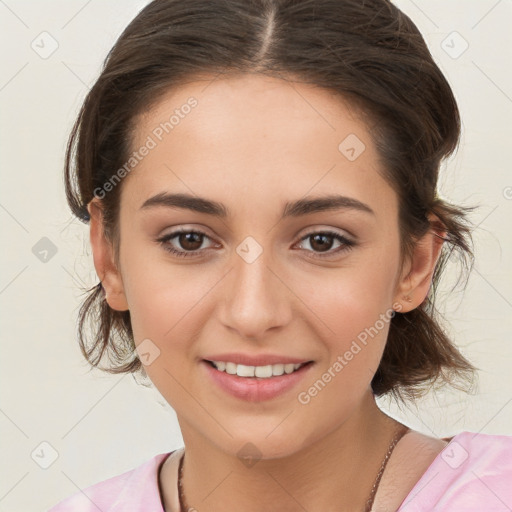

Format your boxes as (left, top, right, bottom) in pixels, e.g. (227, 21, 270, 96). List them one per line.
(210, 421, 319, 463)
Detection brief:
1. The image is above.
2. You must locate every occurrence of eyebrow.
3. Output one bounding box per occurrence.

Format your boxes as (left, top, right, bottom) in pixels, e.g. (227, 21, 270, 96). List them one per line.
(140, 192, 375, 218)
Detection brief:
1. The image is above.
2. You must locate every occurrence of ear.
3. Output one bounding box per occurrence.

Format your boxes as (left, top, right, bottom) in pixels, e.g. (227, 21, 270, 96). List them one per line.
(87, 198, 129, 312)
(393, 213, 446, 313)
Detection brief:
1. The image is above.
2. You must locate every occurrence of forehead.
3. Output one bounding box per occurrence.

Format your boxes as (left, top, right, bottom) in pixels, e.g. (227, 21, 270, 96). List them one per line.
(133, 73, 369, 153)
(125, 73, 396, 221)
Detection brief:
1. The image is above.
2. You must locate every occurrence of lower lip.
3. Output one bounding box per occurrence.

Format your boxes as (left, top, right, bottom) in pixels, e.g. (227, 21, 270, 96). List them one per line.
(201, 360, 314, 402)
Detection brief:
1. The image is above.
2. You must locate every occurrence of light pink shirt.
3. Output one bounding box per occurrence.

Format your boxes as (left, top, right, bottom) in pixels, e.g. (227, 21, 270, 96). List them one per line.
(48, 431, 512, 511)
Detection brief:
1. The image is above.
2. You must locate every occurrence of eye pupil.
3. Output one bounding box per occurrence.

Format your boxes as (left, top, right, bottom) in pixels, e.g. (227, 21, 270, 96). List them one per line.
(310, 234, 333, 252)
(179, 232, 203, 250)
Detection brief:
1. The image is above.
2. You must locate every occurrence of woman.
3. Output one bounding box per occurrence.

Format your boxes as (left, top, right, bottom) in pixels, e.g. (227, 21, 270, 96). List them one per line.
(49, 0, 512, 510)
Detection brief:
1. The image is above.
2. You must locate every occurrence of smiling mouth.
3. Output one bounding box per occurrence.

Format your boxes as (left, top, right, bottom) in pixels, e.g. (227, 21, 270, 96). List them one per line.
(204, 359, 313, 379)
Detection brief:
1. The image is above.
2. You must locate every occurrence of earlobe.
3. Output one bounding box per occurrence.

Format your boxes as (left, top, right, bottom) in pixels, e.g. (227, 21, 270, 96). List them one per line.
(87, 199, 129, 312)
(393, 214, 446, 313)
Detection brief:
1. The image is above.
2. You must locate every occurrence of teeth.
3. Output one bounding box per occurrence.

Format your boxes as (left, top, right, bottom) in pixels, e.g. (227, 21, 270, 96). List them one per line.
(211, 361, 305, 378)
(284, 364, 295, 374)
(226, 362, 237, 375)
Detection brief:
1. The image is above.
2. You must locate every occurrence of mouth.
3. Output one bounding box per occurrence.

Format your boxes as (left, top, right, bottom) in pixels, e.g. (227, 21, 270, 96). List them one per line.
(204, 359, 313, 379)
(201, 359, 315, 402)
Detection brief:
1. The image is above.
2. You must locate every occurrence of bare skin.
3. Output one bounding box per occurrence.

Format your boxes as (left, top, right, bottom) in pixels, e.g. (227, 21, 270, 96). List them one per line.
(370, 432, 451, 511)
(158, 431, 449, 512)
(88, 73, 447, 512)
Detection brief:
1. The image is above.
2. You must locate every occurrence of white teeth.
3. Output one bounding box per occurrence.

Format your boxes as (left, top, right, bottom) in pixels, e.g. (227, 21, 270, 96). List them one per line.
(254, 365, 272, 378)
(225, 362, 237, 375)
(210, 361, 306, 378)
(284, 364, 295, 374)
(237, 365, 255, 377)
(272, 363, 285, 376)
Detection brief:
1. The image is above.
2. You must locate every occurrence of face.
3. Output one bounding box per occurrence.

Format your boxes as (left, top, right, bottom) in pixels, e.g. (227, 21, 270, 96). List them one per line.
(96, 73, 412, 458)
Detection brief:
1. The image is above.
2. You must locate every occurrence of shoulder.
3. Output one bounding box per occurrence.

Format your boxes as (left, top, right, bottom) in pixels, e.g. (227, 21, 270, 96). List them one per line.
(397, 431, 512, 511)
(46, 451, 174, 512)
(372, 429, 451, 511)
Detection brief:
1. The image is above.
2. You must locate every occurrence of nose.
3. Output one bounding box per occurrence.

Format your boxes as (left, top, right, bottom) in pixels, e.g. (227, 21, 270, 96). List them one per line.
(219, 245, 293, 340)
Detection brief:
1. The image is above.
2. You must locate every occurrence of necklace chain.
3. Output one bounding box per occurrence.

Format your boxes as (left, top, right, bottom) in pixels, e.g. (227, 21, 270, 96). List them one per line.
(364, 424, 409, 511)
(177, 424, 409, 512)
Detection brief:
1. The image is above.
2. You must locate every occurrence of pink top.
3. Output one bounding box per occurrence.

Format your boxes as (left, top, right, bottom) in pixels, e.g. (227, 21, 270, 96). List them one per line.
(48, 431, 512, 511)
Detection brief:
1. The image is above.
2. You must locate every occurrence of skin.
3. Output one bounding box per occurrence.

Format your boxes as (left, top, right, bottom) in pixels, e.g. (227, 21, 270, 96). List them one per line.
(88, 73, 448, 511)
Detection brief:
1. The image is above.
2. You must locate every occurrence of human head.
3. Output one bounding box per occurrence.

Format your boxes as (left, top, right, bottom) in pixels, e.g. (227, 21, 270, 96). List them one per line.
(65, 0, 476, 410)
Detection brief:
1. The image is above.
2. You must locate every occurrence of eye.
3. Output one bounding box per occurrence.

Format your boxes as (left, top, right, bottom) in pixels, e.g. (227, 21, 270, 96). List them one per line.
(295, 230, 355, 258)
(156, 228, 356, 259)
(156, 229, 216, 258)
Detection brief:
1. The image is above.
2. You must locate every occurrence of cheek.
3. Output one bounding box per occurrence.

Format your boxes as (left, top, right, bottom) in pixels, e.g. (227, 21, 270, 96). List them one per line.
(121, 246, 224, 376)
(123, 257, 211, 408)
(292, 262, 396, 436)
(125, 264, 210, 343)
(299, 255, 398, 342)
(291, 242, 399, 400)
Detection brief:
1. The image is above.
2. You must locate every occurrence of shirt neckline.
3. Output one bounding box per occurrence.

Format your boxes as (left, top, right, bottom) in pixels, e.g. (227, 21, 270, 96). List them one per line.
(395, 433, 458, 510)
(156, 435, 458, 512)
(157, 451, 175, 512)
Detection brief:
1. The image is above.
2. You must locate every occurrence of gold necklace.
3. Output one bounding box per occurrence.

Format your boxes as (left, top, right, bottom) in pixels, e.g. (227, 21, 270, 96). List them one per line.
(177, 424, 409, 512)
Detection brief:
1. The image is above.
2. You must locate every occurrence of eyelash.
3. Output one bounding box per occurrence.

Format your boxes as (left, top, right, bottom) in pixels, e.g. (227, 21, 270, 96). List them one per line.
(156, 229, 356, 259)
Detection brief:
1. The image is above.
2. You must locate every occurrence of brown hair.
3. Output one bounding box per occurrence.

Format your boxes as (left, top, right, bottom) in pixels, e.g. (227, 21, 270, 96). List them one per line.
(65, 0, 479, 402)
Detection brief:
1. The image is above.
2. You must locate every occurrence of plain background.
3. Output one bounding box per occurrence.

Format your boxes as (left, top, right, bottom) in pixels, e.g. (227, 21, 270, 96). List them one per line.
(0, 1, 511, 510)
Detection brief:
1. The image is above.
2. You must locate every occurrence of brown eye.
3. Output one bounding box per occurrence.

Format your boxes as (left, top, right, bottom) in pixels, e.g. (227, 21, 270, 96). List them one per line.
(296, 230, 355, 258)
(178, 232, 204, 251)
(309, 233, 335, 252)
(157, 229, 214, 258)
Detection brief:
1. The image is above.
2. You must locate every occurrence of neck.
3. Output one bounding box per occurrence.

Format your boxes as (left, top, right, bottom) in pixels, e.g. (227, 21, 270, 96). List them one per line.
(176, 392, 402, 512)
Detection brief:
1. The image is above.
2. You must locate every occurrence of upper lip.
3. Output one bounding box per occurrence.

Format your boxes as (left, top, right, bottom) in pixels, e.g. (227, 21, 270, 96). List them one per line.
(203, 353, 313, 367)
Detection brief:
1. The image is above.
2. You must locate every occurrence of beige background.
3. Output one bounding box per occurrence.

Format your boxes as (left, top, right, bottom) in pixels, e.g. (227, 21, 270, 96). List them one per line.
(0, 1, 511, 510)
